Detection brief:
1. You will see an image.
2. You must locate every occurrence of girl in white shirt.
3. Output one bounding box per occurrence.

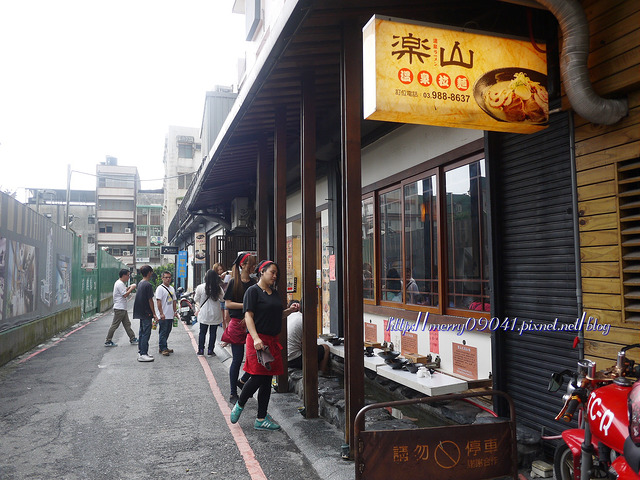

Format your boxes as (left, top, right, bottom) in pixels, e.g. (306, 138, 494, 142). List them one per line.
(194, 269, 224, 356)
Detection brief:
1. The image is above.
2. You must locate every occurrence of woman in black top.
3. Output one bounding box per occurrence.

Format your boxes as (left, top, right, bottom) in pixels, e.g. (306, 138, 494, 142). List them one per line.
(223, 252, 256, 403)
(229, 260, 299, 431)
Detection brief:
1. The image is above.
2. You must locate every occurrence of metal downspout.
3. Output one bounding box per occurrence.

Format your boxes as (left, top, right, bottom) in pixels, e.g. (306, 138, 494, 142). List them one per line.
(568, 112, 584, 359)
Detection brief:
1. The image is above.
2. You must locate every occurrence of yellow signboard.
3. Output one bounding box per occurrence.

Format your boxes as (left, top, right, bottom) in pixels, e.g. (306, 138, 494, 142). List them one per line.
(363, 15, 548, 134)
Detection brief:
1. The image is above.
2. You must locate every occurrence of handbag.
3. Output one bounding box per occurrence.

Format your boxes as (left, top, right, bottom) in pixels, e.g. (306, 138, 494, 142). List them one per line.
(221, 318, 246, 344)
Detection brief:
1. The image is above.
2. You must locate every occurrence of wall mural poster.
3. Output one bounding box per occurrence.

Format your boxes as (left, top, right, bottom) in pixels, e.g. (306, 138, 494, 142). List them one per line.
(56, 254, 71, 305)
(41, 227, 53, 307)
(6, 240, 37, 317)
(0, 237, 6, 321)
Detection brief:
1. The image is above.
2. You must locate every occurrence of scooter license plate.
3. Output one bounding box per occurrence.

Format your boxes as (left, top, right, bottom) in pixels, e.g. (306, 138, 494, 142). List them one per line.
(180, 306, 190, 313)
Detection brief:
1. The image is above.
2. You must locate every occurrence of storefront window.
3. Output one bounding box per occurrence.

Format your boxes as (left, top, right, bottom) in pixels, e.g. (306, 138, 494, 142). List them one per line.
(367, 152, 488, 315)
(445, 159, 489, 311)
(404, 174, 438, 306)
(379, 188, 402, 302)
(362, 196, 375, 300)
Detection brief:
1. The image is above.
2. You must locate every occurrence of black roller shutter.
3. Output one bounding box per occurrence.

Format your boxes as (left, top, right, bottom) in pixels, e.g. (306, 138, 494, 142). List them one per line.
(488, 109, 579, 437)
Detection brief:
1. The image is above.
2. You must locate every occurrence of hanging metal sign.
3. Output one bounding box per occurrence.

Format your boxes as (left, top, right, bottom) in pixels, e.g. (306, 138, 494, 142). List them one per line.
(363, 15, 548, 134)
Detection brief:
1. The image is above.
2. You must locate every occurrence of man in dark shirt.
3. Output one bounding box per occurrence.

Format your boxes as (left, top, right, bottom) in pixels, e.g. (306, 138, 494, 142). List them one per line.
(133, 265, 158, 362)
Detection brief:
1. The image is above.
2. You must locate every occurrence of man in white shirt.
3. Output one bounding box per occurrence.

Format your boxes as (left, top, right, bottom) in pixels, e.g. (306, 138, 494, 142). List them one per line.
(155, 271, 177, 356)
(105, 269, 137, 347)
(287, 300, 330, 374)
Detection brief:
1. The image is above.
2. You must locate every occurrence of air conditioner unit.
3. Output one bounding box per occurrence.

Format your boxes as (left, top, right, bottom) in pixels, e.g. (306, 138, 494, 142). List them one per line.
(122, 251, 131, 256)
(124, 228, 132, 233)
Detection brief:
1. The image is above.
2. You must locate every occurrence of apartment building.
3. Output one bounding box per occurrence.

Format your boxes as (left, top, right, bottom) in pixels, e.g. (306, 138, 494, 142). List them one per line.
(162, 126, 201, 253)
(95, 156, 138, 267)
(25, 188, 97, 267)
(136, 190, 164, 269)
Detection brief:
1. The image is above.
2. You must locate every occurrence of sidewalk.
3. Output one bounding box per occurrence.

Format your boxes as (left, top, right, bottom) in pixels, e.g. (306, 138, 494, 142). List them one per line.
(209, 325, 355, 480)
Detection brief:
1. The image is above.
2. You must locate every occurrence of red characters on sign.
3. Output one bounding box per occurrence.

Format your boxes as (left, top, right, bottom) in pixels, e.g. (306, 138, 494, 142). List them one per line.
(418, 71, 432, 86)
(398, 68, 413, 84)
(436, 73, 451, 89)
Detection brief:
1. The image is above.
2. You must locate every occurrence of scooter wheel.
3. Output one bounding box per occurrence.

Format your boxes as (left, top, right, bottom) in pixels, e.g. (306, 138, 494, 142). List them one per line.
(553, 444, 574, 480)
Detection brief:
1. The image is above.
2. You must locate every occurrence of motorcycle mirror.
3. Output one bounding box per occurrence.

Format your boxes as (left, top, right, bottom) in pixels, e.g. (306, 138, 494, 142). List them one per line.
(548, 372, 564, 392)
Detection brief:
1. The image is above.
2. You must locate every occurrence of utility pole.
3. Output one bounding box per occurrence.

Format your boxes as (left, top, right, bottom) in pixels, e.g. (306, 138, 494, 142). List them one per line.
(64, 164, 71, 228)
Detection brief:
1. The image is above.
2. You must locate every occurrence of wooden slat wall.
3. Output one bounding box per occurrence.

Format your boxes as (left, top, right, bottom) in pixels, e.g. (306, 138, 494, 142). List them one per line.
(575, 0, 640, 366)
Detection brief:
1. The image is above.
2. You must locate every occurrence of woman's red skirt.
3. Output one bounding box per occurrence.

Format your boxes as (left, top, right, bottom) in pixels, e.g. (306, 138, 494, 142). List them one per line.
(243, 333, 283, 376)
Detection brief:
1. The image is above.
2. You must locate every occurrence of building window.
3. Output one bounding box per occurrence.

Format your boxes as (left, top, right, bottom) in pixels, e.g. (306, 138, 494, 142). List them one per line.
(150, 247, 161, 260)
(362, 196, 375, 300)
(87, 234, 95, 244)
(178, 144, 193, 159)
(379, 188, 402, 303)
(98, 199, 134, 211)
(87, 254, 96, 264)
(178, 172, 194, 190)
(445, 159, 489, 311)
(137, 213, 148, 225)
(88, 215, 95, 225)
(404, 173, 438, 306)
(149, 213, 161, 226)
(368, 153, 488, 315)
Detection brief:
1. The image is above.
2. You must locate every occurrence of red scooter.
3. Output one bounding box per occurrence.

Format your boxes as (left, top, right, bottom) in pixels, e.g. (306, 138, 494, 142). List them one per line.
(548, 344, 640, 480)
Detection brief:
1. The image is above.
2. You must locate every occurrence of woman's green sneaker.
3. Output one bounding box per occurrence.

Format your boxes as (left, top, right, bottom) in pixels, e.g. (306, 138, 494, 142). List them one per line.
(254, 416, 280, 431)
(230, 402, 244, 423)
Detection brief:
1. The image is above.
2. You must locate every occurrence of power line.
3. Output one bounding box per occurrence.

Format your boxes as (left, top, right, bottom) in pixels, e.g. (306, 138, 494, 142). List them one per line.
(71, 169, 193, 183)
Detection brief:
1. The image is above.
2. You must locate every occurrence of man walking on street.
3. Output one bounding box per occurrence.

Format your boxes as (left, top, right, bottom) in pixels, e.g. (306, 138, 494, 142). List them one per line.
(155, 271, 177, 356)
(105, 269, 138, 347)
(133, 265, 158, 362)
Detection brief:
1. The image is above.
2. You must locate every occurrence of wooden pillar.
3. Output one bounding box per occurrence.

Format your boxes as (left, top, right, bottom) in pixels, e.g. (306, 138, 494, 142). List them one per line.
(256, 136, 269, 259)
(274, 107, 289, 393)
(301, 70, 319, 418)
(341, 21, 364, 453)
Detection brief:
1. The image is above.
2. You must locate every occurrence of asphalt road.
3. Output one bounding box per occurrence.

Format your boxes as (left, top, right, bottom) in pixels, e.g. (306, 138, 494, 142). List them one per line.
(0, 302, 354, 480)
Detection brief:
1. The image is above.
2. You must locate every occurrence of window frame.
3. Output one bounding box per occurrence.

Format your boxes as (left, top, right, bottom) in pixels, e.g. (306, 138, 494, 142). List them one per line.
(362, 193, 376, 305)
(366, 150, 488, 319)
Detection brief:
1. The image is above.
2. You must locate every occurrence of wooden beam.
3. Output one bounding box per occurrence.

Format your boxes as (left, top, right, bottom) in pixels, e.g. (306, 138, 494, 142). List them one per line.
(256, 135, 269, 259)
(341, 21, 364, 454)
(274, 107, 289, 393)
(301, 69, 319, 418)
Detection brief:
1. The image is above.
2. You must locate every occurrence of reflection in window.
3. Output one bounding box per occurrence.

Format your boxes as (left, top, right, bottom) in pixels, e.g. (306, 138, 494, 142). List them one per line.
(379, 189, 402, 302)
(404, 175, 438, 306)
(445, 159, 489, 311)
(362, 197, 375, 300)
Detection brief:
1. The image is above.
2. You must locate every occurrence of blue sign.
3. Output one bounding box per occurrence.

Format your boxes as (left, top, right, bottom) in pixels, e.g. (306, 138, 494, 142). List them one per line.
(177, 250, 188, 279)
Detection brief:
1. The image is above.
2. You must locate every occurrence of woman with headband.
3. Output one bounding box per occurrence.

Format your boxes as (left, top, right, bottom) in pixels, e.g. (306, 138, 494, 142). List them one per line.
(223, 252, 256, 403)
(230, 260, 299, 431)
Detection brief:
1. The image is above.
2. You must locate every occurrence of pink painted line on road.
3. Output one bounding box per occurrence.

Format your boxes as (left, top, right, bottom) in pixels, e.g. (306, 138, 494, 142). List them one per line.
(182, 322, 268, 480)
(18, 312, 108, 364)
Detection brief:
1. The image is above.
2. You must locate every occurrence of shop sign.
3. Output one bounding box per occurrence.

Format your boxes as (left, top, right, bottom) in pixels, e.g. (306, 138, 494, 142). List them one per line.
(365, 322, 378, 343)
(452, 342, 478, 380)
(357, 421, 513, 480)
(194, 232, 206, 264)
(177, 250, 188, 278)
(150, 235, 163, 246)
(161, 246, 178, 255)
(363, 15, 548, 134)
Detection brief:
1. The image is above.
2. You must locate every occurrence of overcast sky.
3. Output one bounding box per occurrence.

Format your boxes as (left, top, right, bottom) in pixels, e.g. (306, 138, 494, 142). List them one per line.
(0, 0, 245, 200)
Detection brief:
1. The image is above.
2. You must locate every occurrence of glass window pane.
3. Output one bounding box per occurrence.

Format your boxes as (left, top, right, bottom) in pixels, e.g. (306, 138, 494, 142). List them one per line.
(404, 175, 438, 306)
(379, 188, 402, 302)
(362, 197, 375, 300)
(445, 159, 489, 311)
